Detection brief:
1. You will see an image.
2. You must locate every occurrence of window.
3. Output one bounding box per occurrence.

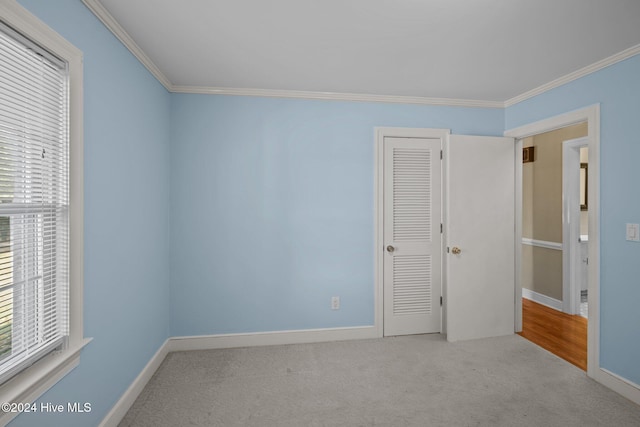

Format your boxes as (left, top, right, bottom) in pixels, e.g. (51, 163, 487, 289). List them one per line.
(0, 21, 70, 384)
(0, 0, 85, 419)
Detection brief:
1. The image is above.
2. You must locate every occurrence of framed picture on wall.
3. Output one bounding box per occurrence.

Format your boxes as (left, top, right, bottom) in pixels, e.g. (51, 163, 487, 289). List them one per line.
(523, 146, 535, 163)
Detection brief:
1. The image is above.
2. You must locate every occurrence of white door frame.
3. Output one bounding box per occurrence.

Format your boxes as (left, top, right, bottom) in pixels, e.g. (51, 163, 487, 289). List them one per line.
(562, 137, 589, 315)
(374, 127, 450, 338)
(504, 104, 600, 378)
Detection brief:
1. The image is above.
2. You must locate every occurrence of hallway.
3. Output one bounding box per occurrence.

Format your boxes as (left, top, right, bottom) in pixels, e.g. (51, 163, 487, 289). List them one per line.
(519, 298, 587, 370)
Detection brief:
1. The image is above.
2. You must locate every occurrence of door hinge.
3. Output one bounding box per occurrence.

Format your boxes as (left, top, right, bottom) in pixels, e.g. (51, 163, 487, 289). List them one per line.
(440, 150, 443, 160)
(440, 296, 443, 306)
(440, 223, 443, 234)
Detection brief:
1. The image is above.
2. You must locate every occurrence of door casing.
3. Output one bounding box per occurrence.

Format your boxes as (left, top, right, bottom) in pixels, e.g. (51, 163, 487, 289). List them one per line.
(375, 128, 515, 340)
(374, 127, 449, 338)
(563, 136, 589, 315)
(504, 104, 600, 378)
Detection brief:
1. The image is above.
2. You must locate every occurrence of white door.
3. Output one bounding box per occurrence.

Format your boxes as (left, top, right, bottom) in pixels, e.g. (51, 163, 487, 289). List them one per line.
(445, 135, 515, 342)
(383, 136, 442, 336)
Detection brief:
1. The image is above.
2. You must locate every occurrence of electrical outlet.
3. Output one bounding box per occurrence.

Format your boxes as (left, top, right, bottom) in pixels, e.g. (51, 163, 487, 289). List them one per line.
(627, 223, 640, 242)
(331, 296, 340, 310)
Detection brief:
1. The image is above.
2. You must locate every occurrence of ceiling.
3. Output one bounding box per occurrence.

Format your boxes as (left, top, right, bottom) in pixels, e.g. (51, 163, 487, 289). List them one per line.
(94, 0, 640, 104)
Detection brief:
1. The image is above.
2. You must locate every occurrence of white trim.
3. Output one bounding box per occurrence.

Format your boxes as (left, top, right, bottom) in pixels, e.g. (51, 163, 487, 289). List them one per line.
(522, 288, 563, 312)
(505, 43, 640, 107)
(79, 0, 500, 108)
(521, 238, 563, 250)
(374, 127, 450, 338)
(587, 106, 602, 380)
(505, 106, 595, 139)
(374, 129, 384, 338)
(168, 326, 377, 352)
(171, 85, 504, 108)
(562, 137, 589, 315)
(98, 331, 640, 427)
(505, 104, 600, 380)
(0, 0, 87, 418)
(99, 326, 375, 426)
(595, 368, 640, 406)
(76, 2, 640, 107)
(99, 339, 171, 427)
(0, 338, 91, 425)
(80, 0, 172, 90)
(0, 0, 81, 59)
(514, 138, 523, 332)
(167, 42, 640, 106)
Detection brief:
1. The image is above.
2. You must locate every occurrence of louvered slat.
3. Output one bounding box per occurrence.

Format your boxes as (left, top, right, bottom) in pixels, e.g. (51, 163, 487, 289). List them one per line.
(392, 148, 431, 241)
(393, 255, 432, 315)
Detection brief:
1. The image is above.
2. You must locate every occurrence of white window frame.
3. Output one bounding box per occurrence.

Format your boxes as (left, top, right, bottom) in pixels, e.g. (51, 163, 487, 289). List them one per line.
(0, 1, 88, 423)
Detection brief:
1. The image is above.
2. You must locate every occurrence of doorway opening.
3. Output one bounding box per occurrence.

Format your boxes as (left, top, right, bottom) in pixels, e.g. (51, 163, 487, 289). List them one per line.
(518, 123, 588, 370)
(505, 105, 600, 377)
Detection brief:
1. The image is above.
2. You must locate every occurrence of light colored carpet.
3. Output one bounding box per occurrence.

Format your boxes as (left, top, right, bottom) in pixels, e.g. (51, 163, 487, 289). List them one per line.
(120, 334, 640, 426)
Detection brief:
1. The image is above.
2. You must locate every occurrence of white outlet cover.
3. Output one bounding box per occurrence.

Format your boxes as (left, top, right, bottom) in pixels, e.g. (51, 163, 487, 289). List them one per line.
(626, 223, 639, 242)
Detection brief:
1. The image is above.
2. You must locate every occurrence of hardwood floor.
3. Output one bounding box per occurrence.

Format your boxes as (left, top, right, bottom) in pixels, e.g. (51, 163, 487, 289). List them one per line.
(518, 298, 587, 371)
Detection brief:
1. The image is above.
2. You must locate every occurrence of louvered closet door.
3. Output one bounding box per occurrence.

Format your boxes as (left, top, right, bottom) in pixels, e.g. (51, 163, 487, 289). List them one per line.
(383, 137, 441, 336)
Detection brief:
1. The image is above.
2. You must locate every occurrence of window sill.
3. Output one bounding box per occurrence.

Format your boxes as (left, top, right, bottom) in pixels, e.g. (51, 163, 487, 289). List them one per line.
(0, 337, 92, 425)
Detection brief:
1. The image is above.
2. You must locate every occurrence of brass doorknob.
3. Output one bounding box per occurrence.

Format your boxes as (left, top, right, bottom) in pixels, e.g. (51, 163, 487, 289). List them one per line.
(386, 245, 395, 253)
(451, 247, 461, 255)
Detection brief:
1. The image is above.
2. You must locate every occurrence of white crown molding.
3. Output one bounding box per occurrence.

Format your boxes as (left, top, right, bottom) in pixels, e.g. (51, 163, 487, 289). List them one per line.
(81, 0, 172, 91)
(171, 85, 504, 108)
(78, 0, 499, 108)
(81, 1, 640, 108)
(505, 43, 640, 107)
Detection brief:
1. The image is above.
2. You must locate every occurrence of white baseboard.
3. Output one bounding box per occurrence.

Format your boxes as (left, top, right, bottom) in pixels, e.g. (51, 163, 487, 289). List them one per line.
(100, 325, 376, 426)
(522, 288, 563, 312)
(595, 368, 640, 406)
(168, 325, 377, 352)
(101, 323, 640, 425)
(99, 339, 171, 427)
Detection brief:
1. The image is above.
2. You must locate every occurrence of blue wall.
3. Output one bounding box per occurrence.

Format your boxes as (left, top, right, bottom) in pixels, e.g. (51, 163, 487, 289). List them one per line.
(9, 0, 640, 425)
(12, 1, 171, 426)
(506, 55, 640, 385)
(169, 94, 504, 336)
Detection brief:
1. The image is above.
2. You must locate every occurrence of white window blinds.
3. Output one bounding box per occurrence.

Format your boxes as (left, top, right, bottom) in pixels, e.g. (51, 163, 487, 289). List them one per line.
(0, 21, 69, 384)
